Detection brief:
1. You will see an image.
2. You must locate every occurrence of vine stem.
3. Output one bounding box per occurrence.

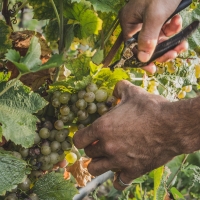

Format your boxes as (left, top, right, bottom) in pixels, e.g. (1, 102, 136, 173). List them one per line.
(50, 0, 60, 27)
(102, 32, 123, 68)
(103, 18, 119, 47)
(10, 0, 29, 17)
(0, 73, 22, 96)
(167, 154, 189, 189)
(53, 0, 64, 82)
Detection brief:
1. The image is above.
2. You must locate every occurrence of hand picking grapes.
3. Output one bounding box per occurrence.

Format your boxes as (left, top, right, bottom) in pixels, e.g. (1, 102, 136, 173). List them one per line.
(73, 0, 196, 191)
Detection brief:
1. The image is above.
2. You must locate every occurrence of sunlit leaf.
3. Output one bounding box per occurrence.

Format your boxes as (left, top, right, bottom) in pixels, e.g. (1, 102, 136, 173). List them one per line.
(64, 0, 102, 39)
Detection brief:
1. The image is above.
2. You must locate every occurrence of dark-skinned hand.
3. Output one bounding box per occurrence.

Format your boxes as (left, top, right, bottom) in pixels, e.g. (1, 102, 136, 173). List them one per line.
(119, 0, 188, 73)
(73, 0, 192, 191)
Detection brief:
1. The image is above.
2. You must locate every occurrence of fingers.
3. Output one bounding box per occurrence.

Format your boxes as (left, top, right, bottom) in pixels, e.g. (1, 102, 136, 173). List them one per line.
(113, 80, 132, 100)
(137, 2, 181, 63)
(137, 12, 167, 62)
(113, 80, 146, 102)
(84, 141, 104, 158)
(161, 14, 182, 37)
(73, 124, 98, 149)
(142, 63, 157, 74)
(113, 171, 134, 191)
(87, 157, 112, 176)
(156, 40, 188, 63)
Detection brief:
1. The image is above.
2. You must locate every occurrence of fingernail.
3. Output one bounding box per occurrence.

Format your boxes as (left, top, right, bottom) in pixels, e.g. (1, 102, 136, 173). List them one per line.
(138, 51, 151, 62)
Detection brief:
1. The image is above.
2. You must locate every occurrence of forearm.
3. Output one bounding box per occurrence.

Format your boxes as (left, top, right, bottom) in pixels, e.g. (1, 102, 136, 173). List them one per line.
(166, 96, 200, 154)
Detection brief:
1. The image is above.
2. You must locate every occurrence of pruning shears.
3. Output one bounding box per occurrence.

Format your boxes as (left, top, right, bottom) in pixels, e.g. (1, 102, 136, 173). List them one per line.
(110, 0, 200, 70)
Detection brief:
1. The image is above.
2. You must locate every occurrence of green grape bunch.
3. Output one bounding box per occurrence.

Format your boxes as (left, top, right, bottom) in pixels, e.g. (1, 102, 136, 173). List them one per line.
(51, 82, 118, 130)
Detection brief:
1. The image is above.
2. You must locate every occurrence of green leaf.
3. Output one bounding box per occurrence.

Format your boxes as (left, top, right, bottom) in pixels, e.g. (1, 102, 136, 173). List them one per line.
(45, 19, 60, 42)
(105, 68, 130, 88)
(92, 49, 104, 65)
(20, 36, 42, 69)
(74, 75, 92, 90)
(0, 71, 11, 83)
(166, 155, 186, 185)
(33, 172, 78, 200)
(0, 20, 12, 55)
(65, 25, 75, 51)
(65, 54, 91, 79)
(170, 187, 185, 200)
(5, 36, 41, 74)
(181, 6, 200, 49)
(93, 68, 112, 82)
(86, 0, 125, 13)
(0, 150, 30, 195)
(64, 0, 102, 38)
(0, 80, 48, 147)
(31, 54, 64, 72)
(5, 36, 63, 74)
(28, 0, 55, 20)
(154, 166, 170, 200)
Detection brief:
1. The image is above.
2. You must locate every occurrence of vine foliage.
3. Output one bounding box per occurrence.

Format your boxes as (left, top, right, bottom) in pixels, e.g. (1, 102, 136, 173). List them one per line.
(0, 0, 200, 199)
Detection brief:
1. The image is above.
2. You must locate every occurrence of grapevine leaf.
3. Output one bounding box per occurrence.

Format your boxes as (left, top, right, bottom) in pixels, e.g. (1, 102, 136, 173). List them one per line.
(64, 0, 102, 38)
(20, 36, 42, 69)
(0, 80, 48, 147)
(86, 0, 124, 13)
(5, 36, 63, 74)
(154, 166, 171, 200)
(28, 0, 55, 20)
(181, 6, 200, 49)
(33, 172, 78, 200)
(92, 49, 104, 65)
(0, 71, 11, 83)
(93, 68, 112, 82)
(65, 54, 91, 79)
(65, 25, 75, 51)
(0, 20, 12, 55)
(74, 75, 92, 90)
(45, 19, 59, 42)
(49, 75, 92, 93)
(170, 187, 184, 200)
(166, 155, 186, 185)
(89, 61, 103, 76)
(105, 68, 130, 88)
(0, 150, 30, 195)
(31, 54, 64, 72)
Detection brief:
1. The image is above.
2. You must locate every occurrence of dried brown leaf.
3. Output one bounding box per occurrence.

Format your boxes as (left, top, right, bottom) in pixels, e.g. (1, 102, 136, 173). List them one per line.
(66, 157, 94, 187)
(7, 30, 53, 91)
(64, 169, 71, 180)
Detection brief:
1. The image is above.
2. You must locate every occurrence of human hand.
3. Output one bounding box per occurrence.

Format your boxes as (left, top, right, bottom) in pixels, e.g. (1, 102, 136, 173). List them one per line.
(73, 80, 183, 190)
(119, 0, 188, 73)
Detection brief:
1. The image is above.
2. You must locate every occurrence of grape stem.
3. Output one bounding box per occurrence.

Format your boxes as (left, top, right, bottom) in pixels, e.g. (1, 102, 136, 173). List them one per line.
(0, 73, 22, 96)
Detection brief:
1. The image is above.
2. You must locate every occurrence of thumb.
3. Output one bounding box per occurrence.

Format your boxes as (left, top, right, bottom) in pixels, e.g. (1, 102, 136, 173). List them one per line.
(113, 80, 146, 101)
(137, 15, 164, 62)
